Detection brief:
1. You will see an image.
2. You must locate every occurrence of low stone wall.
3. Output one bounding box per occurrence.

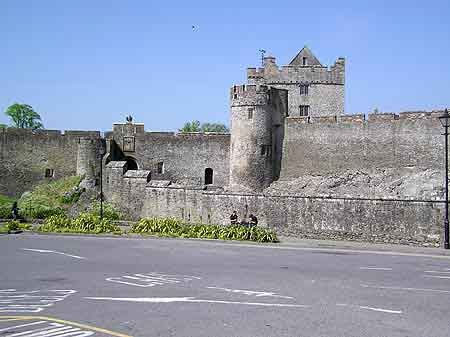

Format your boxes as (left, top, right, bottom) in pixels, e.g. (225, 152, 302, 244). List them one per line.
(106, 180, 443, 247)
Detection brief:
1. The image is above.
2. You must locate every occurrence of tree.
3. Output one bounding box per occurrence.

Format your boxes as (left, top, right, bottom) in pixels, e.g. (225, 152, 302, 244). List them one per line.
(179, 120, 201, 132)
(0, 124, 7, 129)
(179, 120, 229, 133)
(4, 103, 43, 129)
(200, 123, 229, 133)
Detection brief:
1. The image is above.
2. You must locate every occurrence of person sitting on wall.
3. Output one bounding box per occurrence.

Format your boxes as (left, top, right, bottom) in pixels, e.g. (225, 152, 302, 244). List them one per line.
(11, 202, 19, 220)
(230, 211, 238, 225)
(249, 214, 258, 227)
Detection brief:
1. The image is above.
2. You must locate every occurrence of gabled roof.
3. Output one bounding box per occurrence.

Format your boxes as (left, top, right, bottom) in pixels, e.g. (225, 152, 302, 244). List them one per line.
(289, 46, 322, 66)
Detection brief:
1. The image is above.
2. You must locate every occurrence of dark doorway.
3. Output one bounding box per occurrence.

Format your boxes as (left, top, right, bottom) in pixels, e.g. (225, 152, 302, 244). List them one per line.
(205, 168, 213, 185)
(125, 157, 138, 170)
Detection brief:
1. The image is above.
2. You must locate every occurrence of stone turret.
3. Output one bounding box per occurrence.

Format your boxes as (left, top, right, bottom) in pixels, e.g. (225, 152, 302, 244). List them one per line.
(76, 138, 102, 185)
(229, 84, 288, 192)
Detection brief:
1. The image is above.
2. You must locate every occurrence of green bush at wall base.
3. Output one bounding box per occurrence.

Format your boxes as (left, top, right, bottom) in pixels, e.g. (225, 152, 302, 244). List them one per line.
(131, 218, 278, 243)
(87, 201, 121, 221)
(38, 213, 121, 234)
(0, 220, 32, 233)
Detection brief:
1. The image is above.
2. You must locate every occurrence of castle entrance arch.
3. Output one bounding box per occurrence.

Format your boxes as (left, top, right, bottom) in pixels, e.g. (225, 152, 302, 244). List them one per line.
(125, 156, 138, 170)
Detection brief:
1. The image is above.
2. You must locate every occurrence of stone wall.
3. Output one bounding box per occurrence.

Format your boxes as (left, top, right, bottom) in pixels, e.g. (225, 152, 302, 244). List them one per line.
(106, 124, 230, 187)
(0, 128, 101, 197)
(269, 83, 344, 118)
(103, 168, 443, 246)
(280, 111, 445, 180)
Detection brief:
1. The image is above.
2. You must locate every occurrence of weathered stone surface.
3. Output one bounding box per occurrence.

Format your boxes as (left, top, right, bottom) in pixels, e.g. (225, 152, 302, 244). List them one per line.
(0, 128, 101, 197)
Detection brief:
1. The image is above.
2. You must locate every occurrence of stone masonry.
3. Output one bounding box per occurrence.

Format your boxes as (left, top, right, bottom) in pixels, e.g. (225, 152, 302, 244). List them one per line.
(1, 47, 448, 246)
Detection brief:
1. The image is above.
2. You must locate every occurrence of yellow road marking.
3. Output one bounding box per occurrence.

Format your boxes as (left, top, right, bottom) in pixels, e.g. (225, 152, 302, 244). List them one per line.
(0, 315, 133, 337)
(0, 318, 27, 322)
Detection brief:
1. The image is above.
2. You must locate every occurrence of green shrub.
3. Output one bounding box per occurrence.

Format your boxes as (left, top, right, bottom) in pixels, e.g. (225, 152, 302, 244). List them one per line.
(0, 195, 16, 219)
(38, 213, 121, 234)
(0, 220, 31, 233)
(0, 205, 12, 219)
(131, 218, 278, 243)
(87, 201, 121, 221)
(5, 220, 20, 231)
(18, 176, 83, 219)
(60, 187, 84, 204)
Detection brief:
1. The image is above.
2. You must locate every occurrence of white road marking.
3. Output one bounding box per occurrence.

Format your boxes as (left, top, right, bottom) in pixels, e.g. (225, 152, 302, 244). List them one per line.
(0, 320, 94, 336)
(0, 290, 76, 313)
(424, 270, 450, 274)
(361, 283, 450, 294)
(336, 303, 402, 314)
(106, 272, 200, 288)
(22, 248, 86, 260)
(359, 267, 393, 271)
(359, 306, 402, 314)
(0, 321, 46, 332)
(85, 296, 309, 308)
(424, 275, 450, 279)
(207, 286, 294, 299)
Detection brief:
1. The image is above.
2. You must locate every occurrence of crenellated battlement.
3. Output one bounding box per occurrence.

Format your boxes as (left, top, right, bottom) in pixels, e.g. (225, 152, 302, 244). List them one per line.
(247, 58, 345, 85)
(230, 84, 270, 107)
(0, 127, 101, 140)
(286, 110, 446, 126)
(247, 67, 265, 80)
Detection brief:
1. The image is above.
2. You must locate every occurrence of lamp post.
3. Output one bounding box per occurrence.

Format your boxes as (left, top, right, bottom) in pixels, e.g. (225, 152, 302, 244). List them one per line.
(439, 108, 450, 249)
(98, 148, 105, 220)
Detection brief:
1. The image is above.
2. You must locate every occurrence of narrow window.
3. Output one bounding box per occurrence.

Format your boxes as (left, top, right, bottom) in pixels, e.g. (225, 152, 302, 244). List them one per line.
(233, 94, 238, 99)
(205, 168, 213, 185)
(260, 145, 271, 157)
(45, 168, 54, 178)
(248, 108, 254, 120)
(302, 57, 307, 66)
(299, 84, 309, 95)
(157, 162, 164, 174)
(299, 105, 310, 116)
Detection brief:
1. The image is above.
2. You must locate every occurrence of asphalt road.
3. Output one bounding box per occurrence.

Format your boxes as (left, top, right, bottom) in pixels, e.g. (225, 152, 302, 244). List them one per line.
(2, 233, 450, 337)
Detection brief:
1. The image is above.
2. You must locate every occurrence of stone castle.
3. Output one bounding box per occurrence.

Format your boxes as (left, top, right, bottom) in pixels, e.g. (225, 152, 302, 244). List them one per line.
(0, 47, 447, 246)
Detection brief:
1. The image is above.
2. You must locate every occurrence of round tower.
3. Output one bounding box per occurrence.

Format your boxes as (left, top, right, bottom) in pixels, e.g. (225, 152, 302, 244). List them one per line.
(229, 84, 274, 192)
(76, 137, 98, 180)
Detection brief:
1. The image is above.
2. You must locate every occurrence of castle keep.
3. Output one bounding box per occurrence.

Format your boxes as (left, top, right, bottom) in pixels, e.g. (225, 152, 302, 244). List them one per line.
(0, 48, 446, 246)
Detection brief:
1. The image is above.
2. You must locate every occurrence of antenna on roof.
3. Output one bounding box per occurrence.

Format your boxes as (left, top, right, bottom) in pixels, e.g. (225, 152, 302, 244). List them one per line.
(259, 49, 266, 67)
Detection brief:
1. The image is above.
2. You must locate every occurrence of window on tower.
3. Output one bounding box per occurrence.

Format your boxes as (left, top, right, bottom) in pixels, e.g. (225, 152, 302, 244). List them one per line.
(260, 145, 272, 157)
(299, 85, 309, 95)
(299, 105, 310, 116)
(302, 57, 308, 66)
(248, 108, 254, 120)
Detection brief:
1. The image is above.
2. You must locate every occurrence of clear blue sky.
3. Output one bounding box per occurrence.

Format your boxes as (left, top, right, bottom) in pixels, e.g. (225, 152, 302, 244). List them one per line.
(1, 0, 449, 131)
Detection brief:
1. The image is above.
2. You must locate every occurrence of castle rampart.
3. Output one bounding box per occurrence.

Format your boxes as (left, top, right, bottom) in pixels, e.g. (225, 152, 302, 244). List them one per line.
(280, 110, 445, 183)
(107, 122, 231, 188)
(0, 128, 101, 197)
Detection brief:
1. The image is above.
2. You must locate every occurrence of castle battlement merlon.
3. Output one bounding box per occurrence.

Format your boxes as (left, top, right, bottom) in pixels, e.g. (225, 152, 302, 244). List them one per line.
(230, 84, 270, 107)
(285, 110, 446, 126)
(247, 53, 345, 86)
